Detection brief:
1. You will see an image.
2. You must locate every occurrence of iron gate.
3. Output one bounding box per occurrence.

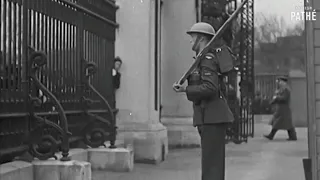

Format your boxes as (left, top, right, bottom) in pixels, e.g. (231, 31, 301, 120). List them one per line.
(255, 73, 287, 98)
(237, 0, 255, 142)
(0, 0, 117, 163)
(201, 0, 255, 144)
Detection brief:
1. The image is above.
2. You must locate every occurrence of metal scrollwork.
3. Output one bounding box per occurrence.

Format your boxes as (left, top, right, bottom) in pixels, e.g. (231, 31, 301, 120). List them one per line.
(29, 134, 59, 160)
(82, 59, 117, 148)
(28, 114, 67, 160)
(28, 48, 71, 161)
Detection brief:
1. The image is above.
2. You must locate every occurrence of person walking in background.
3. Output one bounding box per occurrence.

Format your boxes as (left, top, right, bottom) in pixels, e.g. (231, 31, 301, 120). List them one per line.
(264, 76, 297, 141)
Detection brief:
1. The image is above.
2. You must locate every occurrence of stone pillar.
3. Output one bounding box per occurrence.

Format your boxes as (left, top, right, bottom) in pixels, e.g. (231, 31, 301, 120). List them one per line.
(288, 70, 307, 127)
(114, 0, 168, 164)
(305, 0, 320, 179)
(160, 0, 200, 147)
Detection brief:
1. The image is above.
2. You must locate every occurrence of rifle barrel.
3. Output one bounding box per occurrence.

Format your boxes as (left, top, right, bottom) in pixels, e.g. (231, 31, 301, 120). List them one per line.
(177, 0, 248, 85)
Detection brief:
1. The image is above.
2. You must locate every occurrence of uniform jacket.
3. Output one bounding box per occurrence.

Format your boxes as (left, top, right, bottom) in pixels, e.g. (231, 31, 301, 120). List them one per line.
(186, 51, 234, 126)
(269, 86, 294, 130)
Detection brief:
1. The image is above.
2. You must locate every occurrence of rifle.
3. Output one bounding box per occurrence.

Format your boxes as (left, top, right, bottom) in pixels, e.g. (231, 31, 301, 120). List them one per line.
(175, 0, 248, 86)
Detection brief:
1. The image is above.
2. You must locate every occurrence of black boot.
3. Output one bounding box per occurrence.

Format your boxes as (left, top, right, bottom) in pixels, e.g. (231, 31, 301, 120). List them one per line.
(287, 128, 297, 141)
(264, 129, 277, 140)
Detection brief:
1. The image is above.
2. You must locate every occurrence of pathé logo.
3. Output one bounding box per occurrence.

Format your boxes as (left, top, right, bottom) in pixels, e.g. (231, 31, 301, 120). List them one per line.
(291, 0, 317, 21)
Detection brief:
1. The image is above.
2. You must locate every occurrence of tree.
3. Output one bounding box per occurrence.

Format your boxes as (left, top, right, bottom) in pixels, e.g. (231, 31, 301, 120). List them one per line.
(285, 21, 304, 36)
(254, 13, 288, 45)
(254, 13, 305, 46)
(254, 13, 306, 73)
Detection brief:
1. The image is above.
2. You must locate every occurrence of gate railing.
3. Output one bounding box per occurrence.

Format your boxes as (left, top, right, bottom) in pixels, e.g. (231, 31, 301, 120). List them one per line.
(27, 48, 71, 161)
(201, 0, 254, 144)
(0, 0, 118, 164)
(255, 73, 287, 98)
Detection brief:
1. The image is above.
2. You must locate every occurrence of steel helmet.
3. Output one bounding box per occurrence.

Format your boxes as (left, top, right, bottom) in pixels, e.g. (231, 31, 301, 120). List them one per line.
(186, 22, 215, 36)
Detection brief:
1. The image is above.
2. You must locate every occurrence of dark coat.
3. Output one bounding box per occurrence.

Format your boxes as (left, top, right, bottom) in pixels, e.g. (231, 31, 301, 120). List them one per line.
(186, 52, 234, 126)
(269, 86, 293, 130)
(261, 98, 271, 113)
(112, 70, 121, 90)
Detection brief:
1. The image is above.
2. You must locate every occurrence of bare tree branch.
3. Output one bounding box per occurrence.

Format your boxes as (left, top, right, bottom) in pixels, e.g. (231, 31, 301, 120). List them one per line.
(255, 13, 303, 45)
(285, 21, 304, 36)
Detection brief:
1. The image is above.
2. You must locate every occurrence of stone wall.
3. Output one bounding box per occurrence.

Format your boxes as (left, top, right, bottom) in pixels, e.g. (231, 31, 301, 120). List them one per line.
(160, 0, 201, 147)
(114, 0, 168, 163)
(289, 70, 308, 127)
(313, 0, 320, 177)
(306, 0, 320, 178)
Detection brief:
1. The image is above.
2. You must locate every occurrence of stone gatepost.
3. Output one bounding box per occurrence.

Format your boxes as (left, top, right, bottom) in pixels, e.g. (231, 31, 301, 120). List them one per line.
(114, 0, 168, 164)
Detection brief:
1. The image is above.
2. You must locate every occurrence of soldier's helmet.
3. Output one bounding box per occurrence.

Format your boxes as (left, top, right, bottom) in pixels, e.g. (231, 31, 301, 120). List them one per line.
(186, 22, 216, 36)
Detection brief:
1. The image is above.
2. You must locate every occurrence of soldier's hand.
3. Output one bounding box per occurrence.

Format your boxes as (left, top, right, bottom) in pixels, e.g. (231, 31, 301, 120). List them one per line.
(173, 82, 186, 93)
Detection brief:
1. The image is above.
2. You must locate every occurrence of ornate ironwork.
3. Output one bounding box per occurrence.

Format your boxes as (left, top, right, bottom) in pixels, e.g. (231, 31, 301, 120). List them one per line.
(0, 0, 118, 164)
(200, 0, 254, 143)
(82, 60, 117, 148)
(238, 0, 254, 138)
(27, 48, 71, 161)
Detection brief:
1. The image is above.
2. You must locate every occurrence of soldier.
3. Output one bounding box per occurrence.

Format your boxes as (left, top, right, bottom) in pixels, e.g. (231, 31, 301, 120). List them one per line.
(264, 76, 297, 141)
(173, 22, 234, 180)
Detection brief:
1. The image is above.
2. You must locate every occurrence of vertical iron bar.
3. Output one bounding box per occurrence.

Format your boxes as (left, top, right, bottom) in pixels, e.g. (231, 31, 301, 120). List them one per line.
(77, 8, 84, 111)
(13, 1, 17, 93)
(240, 0, 244, 142)
(4, 0, 8, 94)
(59, 5, 63, 105)
(250, 0, 255, 137)
(22, 0, 30, 149)
(18, 0, 22, 92)
(66, 3, 70, 101)
(154, 0, 159, 111)
(53, 3, 57, 98)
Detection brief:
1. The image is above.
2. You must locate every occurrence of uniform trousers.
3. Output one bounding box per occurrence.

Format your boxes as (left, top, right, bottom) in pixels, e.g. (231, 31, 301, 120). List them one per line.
(197, 123, 228, 180)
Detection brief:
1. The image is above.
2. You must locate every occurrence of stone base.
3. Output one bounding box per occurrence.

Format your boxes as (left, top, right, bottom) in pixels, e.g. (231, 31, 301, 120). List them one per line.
(117, 122, 168, 164)
(0, 161, 33, 180)
(161, 117, 200, 148)
(88, 147, 134, 172)
(55, 148, 88, 162)
(104, 139, 125, 148)
(32, 160, 91, 180)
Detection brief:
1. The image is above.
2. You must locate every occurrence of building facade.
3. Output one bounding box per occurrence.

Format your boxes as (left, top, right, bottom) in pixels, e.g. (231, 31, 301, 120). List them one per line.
(160, 0, 201, 147)
(255, 35, 305, 75)
(114, 0, 255, 156)
(305, 0, 320, 179)
(114, 0, 202, 159)
(114, 0, 168, 163)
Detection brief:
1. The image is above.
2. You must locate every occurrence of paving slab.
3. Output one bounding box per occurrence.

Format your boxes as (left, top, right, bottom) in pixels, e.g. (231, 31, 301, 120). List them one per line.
(93, 122, 308, 180)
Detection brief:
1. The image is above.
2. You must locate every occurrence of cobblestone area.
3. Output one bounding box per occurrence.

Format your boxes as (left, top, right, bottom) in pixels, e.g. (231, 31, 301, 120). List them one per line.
(94, 120, 308, 180)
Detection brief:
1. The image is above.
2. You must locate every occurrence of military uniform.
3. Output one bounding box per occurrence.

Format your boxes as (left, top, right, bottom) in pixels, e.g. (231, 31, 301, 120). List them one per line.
(186, 51, 234, 180)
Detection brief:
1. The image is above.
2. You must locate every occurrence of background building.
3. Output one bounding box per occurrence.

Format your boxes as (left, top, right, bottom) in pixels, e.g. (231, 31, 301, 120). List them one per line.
(114, 0, 255, 160)
(255, 34, 305, 75)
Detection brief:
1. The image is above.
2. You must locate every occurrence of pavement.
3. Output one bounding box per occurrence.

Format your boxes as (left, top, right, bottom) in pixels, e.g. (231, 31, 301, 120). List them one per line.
(94, 116, 308, 180)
